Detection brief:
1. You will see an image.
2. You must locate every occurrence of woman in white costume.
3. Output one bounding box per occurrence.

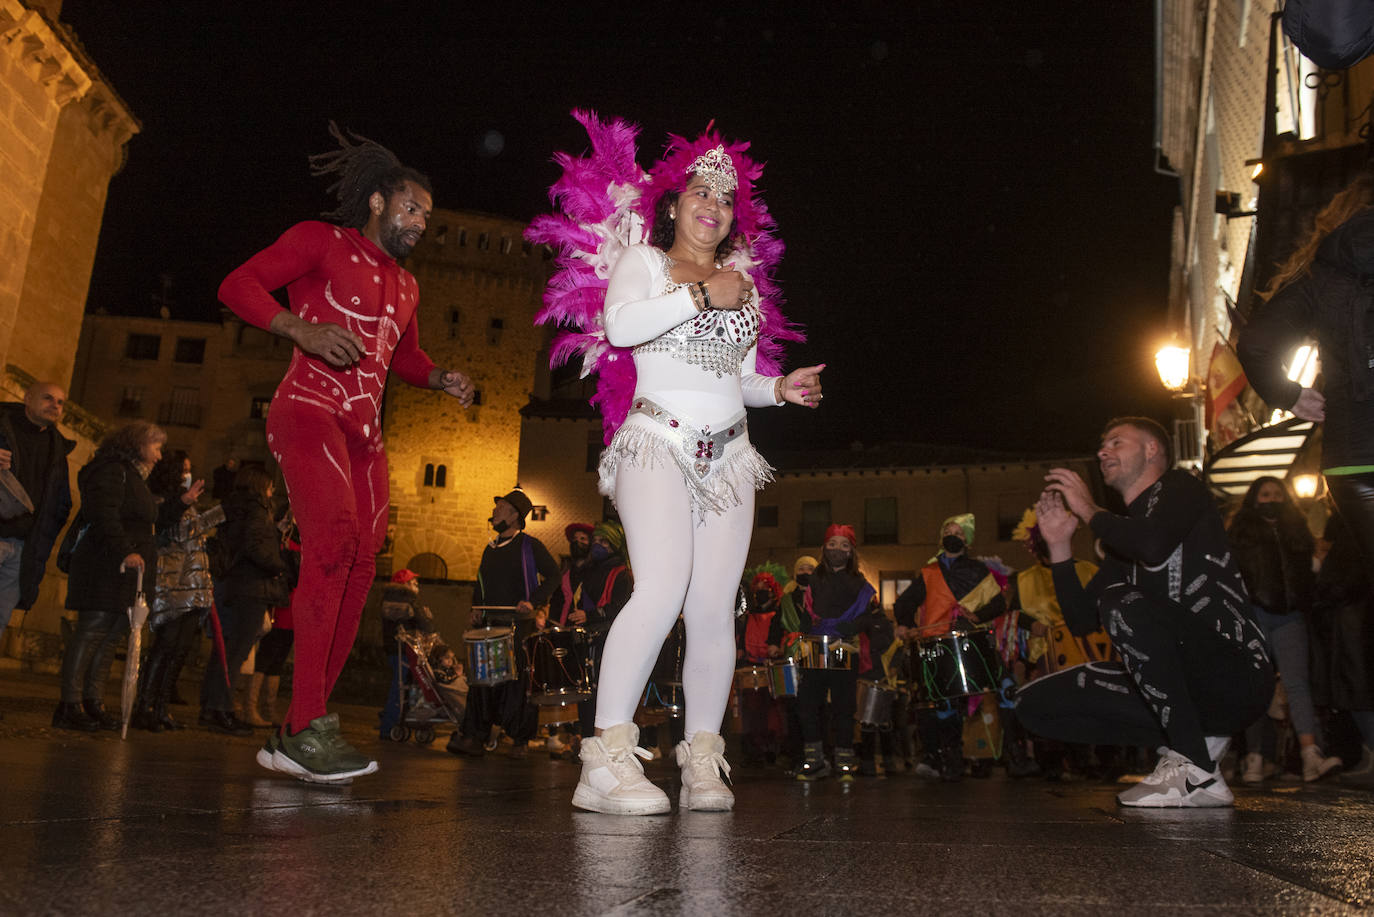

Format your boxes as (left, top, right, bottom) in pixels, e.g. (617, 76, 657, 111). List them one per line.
(528, 113, 823, 814)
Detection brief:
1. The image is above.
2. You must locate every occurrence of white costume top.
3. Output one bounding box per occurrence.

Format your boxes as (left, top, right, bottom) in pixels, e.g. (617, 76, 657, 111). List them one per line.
(598, 245, 783, 516)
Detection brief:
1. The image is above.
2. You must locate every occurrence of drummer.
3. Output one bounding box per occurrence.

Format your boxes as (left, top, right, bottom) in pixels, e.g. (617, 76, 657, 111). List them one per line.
(574, 521, 633, 745)
(550, 522, 594, 627)
(795, 525, 878, 781)
(893, 513, 1005, 782)
(736, 566, 787, 765)
(447, 490, 559, 759)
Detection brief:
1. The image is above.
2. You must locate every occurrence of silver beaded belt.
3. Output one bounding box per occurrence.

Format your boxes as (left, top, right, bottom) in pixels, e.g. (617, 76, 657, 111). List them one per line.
(627, 397, 748, 478)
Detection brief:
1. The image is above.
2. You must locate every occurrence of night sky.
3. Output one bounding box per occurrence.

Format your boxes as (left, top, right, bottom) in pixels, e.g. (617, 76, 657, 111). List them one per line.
(62, 0, 1178, 455)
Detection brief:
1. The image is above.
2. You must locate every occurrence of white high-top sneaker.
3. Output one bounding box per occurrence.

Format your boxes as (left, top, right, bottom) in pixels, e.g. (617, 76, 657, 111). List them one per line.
(676, 731, 734, 811)
(572, 723, 671, 815)
(1300, 744, 1343, 782)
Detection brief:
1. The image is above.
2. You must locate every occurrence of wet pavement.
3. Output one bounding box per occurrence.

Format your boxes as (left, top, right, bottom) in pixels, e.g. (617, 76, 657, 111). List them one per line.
(1, 668, 1371, 916)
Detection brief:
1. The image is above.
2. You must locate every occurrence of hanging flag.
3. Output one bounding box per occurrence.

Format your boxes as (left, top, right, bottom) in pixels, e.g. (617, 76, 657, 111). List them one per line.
(1207, 340, 1248, 427)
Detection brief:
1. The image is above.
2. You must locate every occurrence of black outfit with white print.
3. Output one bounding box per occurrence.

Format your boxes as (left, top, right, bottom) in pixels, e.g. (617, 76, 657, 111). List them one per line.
(1016, 470, 1273, 769)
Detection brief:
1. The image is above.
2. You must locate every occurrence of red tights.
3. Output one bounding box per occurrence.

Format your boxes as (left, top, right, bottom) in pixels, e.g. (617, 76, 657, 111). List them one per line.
(267, 397, 388, 731)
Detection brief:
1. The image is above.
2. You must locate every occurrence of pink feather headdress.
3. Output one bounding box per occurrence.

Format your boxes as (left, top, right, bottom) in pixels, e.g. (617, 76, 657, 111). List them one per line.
(526, 110, 802, 443)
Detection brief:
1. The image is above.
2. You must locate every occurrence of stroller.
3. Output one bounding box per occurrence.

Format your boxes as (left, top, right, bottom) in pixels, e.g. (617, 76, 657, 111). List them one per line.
(387, 625, 464, 745)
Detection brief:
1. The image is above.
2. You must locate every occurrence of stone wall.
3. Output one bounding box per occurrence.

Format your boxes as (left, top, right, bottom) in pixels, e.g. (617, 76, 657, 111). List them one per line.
(0, 0, 136, 387)
(383, 209, 552, 581)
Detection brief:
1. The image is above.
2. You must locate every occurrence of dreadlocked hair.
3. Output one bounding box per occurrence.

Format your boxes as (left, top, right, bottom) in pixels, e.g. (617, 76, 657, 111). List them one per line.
(309, 121, 432, 230)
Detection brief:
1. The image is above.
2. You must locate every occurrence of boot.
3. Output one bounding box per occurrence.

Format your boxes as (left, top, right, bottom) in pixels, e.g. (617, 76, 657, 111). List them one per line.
(131, 653, 164, 732)
(795, 741, 831, 781)
(261, 675, 282, 727)
(243, 673, 271, 727)
(571, 723, 671, 815)
(232, 672, 249, 721)
(82, 698, 120, 731)
(52, 701, 99, 732)
(1301, 744, 1343, 783)
(153, 650, 184, 730)
(1003, 715, 1042, 778)
(675, 731, 734, 811)
(1241, 752, 1264, 785)
(834, 746, 860, 781)
(940, 721, 963, 783)
(1343, 745, 1374, 788)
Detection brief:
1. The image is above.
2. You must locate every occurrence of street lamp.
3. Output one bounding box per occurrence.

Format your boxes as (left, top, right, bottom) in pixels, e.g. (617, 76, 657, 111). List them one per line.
(1154, 343, 1191, 392)
(1292, 474, 1321, 500)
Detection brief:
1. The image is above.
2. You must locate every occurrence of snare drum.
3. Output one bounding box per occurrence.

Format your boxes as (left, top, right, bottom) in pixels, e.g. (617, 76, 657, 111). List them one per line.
(856, 679, 896, 727)
(910, 628, 1004, 707)
(464, 626, 517, 686)
(733, 666, 769, 693)
(796, 634, 854, 670)
(766, 658, 800, 698)
(525, 626, 591, 705)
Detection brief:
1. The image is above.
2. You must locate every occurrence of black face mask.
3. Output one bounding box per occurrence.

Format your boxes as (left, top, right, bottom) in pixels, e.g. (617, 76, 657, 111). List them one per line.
(794, 573, 811, 588)
(752, 590, 775, 610)
(569, 542, 590, 560)
(942, 534, 965, 555)
(823, 548, 850, 570)
(1256, 502, 1282, 520)
(490, 517, 510, 535)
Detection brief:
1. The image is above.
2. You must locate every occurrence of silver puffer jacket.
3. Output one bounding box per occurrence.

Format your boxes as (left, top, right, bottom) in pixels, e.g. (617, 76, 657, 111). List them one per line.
(154, 503, 225, 618)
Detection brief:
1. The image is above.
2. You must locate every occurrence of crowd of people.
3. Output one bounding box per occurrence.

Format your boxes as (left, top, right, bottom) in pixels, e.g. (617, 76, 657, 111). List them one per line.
(3, 118, 1372, 822)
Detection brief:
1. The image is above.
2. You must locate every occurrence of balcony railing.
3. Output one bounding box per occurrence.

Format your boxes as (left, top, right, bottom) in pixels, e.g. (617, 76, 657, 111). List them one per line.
(157, 402, 201, 428)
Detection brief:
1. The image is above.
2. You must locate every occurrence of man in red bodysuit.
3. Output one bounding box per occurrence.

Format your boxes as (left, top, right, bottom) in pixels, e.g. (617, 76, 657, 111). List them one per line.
(219, 125, 473, 783)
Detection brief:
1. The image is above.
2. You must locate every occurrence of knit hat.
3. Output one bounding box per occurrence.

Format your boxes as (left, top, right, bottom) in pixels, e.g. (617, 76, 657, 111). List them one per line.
(592, 520, 626, 557)
(823, 524, 857, 547)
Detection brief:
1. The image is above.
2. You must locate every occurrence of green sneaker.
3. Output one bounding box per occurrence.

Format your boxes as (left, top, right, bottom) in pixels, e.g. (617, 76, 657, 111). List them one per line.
(271, 714, 378, 784)
(255, 729, 281, 774)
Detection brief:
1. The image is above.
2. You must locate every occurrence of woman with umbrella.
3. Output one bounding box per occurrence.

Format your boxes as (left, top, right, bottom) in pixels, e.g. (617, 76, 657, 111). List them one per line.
(52, 421, 164, 731)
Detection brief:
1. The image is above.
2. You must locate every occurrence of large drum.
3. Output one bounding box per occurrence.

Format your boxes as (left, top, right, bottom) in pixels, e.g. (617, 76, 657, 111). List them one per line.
(525, 626, 592, 705)
(464, 626, 517, 686)
(856, 679, 896, 727)
(911, 627, 1004, 707)
(766, 658, 800, 698)
(795, 634, 854, 670)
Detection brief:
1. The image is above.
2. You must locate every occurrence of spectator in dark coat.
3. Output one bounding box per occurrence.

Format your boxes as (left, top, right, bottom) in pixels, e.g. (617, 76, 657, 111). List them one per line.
(199, 466, 286, 735)
(53, 421, 165, 731)
(0, 382, 74, 647)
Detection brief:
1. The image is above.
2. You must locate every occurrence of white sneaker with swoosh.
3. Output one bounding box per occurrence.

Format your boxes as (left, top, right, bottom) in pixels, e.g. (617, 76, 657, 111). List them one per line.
(1118, 748, 1234, 808)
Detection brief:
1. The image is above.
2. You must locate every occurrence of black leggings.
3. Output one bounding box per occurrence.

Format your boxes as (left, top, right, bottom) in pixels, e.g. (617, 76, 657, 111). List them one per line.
(59, 610, 129, 704)
(797, 667, 857, 749)
(1016, 583, 1272, 767)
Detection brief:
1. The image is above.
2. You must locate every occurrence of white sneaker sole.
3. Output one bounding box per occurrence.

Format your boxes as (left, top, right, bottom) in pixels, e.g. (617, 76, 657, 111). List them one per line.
(1117, 787, 1234, 808)
(572, 782, 671, 815)
(679, 785, 734, 811)
(257, 747, 376, 784)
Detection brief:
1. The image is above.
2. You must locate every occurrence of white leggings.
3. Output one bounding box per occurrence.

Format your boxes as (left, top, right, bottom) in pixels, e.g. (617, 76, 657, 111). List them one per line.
(595, 459, 755, 739)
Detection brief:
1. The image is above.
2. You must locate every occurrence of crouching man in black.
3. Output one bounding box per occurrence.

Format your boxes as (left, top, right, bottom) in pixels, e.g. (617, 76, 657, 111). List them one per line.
(1015, 417, 1273, 807)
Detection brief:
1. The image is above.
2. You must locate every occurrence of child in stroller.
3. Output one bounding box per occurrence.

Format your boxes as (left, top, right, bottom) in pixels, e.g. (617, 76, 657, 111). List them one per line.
(387, 626, 464, 744)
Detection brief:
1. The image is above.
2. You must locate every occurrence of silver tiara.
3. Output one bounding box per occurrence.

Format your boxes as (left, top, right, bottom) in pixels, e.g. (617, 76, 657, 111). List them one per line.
(687, 145, 738, 195)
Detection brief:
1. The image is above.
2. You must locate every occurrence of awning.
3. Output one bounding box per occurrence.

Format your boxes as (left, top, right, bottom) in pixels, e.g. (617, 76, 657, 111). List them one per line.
(1204, 416, 1317, 496)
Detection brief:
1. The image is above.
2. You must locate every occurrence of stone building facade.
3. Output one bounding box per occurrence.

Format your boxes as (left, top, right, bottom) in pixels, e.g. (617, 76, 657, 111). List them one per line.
(381, 209, 552, 582)
(69, 311, 292, 476)
(0, 0, 136, 657)
(0, 0, 138, 390)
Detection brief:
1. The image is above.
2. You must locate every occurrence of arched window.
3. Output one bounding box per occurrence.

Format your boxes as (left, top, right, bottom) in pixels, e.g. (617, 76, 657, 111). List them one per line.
(435, 464, 447, 487)
(407, 552, 447, 580)
(423, 463, 435, 486)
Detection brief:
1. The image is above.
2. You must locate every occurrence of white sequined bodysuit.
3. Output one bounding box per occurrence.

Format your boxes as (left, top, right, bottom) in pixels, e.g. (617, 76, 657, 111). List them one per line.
(598, 245, 783, 516)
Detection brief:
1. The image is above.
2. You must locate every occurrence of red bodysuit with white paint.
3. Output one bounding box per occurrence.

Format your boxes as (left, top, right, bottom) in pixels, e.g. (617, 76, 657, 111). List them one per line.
(219, 221, 434, 729)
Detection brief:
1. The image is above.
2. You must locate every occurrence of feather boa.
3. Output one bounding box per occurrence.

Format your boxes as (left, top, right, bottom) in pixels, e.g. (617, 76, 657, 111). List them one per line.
(525, 110, 803, 444)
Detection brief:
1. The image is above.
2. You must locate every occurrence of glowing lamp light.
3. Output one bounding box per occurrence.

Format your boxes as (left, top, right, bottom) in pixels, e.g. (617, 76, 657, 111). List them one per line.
(1292, 474, 1320, 499)
(1155, 344, 1191, 392)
